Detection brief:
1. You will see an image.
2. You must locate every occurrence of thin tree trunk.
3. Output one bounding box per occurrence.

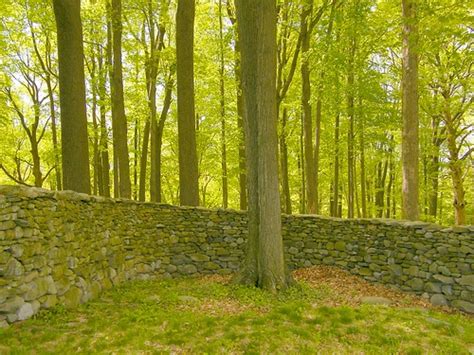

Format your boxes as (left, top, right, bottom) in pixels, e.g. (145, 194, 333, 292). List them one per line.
(301, 2, 315, 214)
(332, 113, 340, 217)
(139, 120, 150, 201)
(218, 0, 228, 208)
(279, 108, 292, 214)
(358, 97, 367, 217)
(347, 38, 356, 219)
(155, 75, 174, 203)
(446, 113, 466, 225)
(98, 49, 111, 197)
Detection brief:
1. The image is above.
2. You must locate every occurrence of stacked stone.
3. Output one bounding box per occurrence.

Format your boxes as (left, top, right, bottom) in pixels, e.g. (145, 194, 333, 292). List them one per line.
(282, 215, 473, 314)
(0, 185, 473, 327)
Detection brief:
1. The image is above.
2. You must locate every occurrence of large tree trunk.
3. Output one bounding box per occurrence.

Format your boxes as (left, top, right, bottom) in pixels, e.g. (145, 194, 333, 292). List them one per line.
(176, 0, 199, 206)
(235, 0, 289, 292)
(52, 0, 91, 194)
(358, 97, 367, 217)
(110, 0, 131, 199)
(401, 0, 419, 220)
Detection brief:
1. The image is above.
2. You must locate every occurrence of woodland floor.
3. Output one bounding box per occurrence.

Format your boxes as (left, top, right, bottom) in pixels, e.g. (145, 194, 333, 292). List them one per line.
(0, 266, 473, 354)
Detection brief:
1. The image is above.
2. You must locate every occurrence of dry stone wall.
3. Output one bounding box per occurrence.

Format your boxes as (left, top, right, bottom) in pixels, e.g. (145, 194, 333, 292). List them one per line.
(0, 185, 473, 327)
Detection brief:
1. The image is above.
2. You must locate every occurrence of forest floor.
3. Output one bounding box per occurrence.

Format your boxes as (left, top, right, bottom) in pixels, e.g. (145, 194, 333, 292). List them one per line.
(1, 266, 472, 354)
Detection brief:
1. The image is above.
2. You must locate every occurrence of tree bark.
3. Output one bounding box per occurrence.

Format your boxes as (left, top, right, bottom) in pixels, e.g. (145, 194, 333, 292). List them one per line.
(176, 0, 199, 206)
(53, 0, 91, 194)
(110, 0, 131, 199)
(301, 2, 316, 214)
(235, 0, 289, 291)
(347, 38, 356, 218)
(227, 3, 247, 211)
(401, 0, 419, 220)
(97, 49, 111, 197)
(279, 108, 291, 214)
(218, 0, 229, 208)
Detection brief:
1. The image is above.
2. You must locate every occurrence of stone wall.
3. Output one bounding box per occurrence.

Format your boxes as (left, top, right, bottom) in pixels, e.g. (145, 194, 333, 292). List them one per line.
(0, 185, 473, 326)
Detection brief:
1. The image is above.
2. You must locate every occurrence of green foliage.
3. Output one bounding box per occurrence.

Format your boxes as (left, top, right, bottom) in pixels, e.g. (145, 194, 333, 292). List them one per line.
(0, 0, 471, 223)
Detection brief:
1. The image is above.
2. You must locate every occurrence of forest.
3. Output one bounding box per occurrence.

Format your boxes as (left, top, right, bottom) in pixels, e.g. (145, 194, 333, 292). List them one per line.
(0, 0, 472, 226)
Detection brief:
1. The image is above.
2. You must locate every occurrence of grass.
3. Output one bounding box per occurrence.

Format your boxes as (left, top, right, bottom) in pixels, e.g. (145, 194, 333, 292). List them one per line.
(0, 268, 473, 354)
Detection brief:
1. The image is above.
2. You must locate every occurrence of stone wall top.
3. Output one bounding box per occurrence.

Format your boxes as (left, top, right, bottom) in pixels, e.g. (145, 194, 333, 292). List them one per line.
(2, 184, 472, 234)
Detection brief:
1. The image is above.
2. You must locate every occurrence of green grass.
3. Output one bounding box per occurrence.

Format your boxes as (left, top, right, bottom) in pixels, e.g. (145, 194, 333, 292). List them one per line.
(0, 276, 472, 354)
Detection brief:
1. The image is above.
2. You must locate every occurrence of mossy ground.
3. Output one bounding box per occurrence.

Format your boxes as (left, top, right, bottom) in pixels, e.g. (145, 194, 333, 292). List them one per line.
(1, 267, 472, 354)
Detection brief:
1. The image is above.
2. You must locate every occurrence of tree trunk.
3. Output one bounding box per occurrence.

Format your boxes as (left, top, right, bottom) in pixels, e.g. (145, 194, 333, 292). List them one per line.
(347, 39, 356, 219)
(110, 0, 131, 199)
(301, 3, 316, 214)
(227, 3, 247, 211)
(52, 0, 91, 194)
(445, 112, 466, 225)
(332, 113, 340, 217)
(176, 0, 199, 206)
(401, 0, 419, 220)
(358, 97, 367, 217)
(98, 50, 111, 197)
(235, 0, 289, 291)
(139, 120, 150, 201)
(155, 75, 174, 203)
(218, 0, 228, 208)
(46, 78, 61, 190)
(279, 108, 292, 214)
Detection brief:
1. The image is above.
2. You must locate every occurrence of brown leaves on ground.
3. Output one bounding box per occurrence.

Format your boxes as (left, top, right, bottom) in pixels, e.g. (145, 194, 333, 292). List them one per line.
(192, 266, 458, 315)
(293, 265, 452, 312)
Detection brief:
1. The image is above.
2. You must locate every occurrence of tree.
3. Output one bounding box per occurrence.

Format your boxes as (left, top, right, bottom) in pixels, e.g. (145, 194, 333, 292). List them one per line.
(235, 0, 289, 291)
(109, 0, 131, 199)
(52, 0, 90, 193)
(176, 0, 199, 206)
(401, 0, 419, 220)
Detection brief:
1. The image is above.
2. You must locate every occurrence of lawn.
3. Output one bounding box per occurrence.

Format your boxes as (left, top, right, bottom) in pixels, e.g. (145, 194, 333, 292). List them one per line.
(0, 266, 472, 354)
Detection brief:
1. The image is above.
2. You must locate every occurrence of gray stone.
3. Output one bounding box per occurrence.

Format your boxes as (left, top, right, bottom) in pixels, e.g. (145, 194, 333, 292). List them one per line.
(433, 274, 454, 284)
(5, 258, 24, 277)
(190, 254, 210, 262)
(458, 275, 474, 287)
(389, 264, 403, 276)
(17, 303, 34, 320)
(451, 300, 474, 314)
(288, 247, 298, 255)
(407, 278, 424, 291)
(0, 296, 24, 314)
(430, 294, 448, 306)
(182, 264, 197, 274)
(425, 282, 441, 293)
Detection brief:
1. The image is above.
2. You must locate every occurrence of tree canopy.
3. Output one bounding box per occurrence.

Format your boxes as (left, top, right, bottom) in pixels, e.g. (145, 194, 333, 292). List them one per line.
(0, 0, 472, 226)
